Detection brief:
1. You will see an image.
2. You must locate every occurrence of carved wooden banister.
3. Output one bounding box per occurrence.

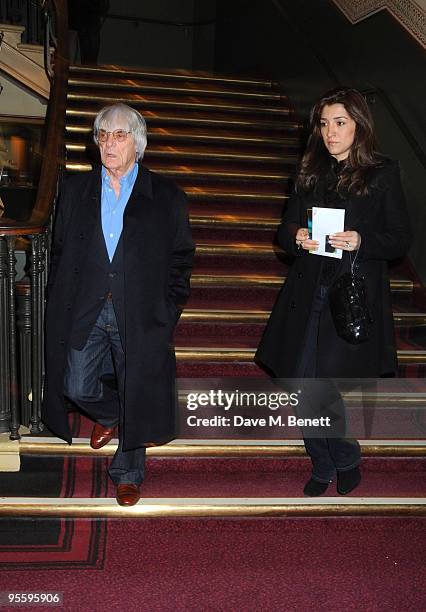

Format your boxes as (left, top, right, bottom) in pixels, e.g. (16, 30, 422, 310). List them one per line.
(0, 0, 69, 233)
(0, 0, 68, 440)
(32, 0, 69, 224)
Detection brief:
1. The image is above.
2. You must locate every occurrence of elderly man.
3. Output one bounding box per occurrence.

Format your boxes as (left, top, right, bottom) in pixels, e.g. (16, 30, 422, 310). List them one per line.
(42, 103, 195, 505)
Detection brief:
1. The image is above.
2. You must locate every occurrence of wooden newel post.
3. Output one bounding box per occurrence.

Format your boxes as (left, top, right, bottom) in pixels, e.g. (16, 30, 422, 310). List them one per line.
(29, 234, 45, 433)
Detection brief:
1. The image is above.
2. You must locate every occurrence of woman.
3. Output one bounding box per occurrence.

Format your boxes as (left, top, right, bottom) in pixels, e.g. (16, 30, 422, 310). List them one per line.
(255, 87, 411, 496)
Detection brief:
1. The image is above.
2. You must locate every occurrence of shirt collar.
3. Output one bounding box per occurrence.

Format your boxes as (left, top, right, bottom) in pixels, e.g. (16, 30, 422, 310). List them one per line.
(102, 162, 138, 187)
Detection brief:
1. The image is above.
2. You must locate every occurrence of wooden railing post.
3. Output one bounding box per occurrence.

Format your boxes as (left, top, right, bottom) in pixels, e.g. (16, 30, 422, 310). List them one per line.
(0, 228, 49, 438)
(29, 233, 45, 433)
(0, 237, 10, 433)
(16, 279, 32, 427)
(6, 235, 20, 439)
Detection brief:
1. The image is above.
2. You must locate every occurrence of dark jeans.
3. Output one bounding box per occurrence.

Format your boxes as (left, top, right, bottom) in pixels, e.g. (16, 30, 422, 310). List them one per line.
(64, 298, 146, 485)
(296, 285, 361, 483)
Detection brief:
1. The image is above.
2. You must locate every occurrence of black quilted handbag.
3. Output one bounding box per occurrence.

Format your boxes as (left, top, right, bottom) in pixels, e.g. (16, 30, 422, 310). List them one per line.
(328, 251, 372, 344)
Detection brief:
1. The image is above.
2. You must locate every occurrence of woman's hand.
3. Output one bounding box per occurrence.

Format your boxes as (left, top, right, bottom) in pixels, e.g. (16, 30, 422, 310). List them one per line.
(295, 227, 319, 251)
(328, 231, 361, 251)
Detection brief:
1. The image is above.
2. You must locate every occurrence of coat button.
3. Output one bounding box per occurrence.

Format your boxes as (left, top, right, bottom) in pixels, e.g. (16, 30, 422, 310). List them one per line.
(108, 272, 116, 278)
(297, 272, 303, 279)
(59, 339, 65, 345)
(290, 301, 296, 309)
(73, 267, 79, 273)
(66, 303, 71, 310)
(79, 233, 84, 239)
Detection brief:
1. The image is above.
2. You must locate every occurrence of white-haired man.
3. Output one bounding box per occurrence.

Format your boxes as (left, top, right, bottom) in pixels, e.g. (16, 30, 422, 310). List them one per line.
(43, 104, 195, 505)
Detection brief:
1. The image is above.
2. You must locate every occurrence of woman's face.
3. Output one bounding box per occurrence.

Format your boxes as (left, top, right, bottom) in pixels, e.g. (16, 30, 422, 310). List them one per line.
(320, 103, 356, 161)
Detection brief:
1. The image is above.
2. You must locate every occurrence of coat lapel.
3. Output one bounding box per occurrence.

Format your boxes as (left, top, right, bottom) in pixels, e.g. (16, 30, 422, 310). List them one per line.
(78, 166, 102, 241)
(123, 164, 153, 218)
(122, 165, 156, 253)
(78, 167, 112, 268)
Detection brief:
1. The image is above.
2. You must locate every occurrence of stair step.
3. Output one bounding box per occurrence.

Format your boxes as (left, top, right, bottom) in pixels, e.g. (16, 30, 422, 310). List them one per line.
(180, 308, 426, 326)
(66, 142, 299, 165)
(192, 273, 284, 288)
(65, 108, 301, 132)
(62, 170, 289, 205)
(64, 164, 290, 184)
(68, 77, 287, 103)
(394, 313, 426, 326)
(69, 64, 278, 89)
(195, 241, 282, 257)
(190, 215, 279, 230)
(65, 124, 296, 148)
(19, 438, 426, 457)
(186, 188, 287, 203)
(65, 161, 292, 183)
(176, 321, 426, 351)
(397, 350, 426, 363)
(190, 273, 414, 292)
(172, 346, 426, 364)
(1, 496, 424, 518)
(67, 93, 293, 117)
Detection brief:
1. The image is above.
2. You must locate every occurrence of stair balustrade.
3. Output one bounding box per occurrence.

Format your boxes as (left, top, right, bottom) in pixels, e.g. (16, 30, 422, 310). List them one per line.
(0, 0, 44, 45)
(0, 0, 68, 439)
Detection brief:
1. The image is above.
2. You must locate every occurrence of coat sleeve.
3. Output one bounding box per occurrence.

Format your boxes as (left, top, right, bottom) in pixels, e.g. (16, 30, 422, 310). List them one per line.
(356, 163, 412, 261)
(277, 190, 307, 257)
(167, 190, 195, 321)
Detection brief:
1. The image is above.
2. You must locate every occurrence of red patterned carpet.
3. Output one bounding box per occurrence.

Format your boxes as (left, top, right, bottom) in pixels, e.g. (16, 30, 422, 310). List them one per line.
(1, 518, 425, 611)
(0, 455, 106, 570)
(1, 452, 425, 576)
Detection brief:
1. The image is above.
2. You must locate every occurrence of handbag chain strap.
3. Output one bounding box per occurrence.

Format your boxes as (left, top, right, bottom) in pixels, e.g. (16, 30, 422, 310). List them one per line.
(349, 246, 360, 275)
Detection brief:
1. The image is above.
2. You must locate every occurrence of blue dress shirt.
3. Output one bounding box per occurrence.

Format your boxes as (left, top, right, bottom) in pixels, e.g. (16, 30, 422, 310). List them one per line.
(101, 163, 138, 261)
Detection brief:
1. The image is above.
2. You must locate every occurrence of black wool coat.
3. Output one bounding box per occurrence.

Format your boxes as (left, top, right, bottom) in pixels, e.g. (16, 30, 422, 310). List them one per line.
(255, 160, 412, 378)
(42, 164, 195, 450)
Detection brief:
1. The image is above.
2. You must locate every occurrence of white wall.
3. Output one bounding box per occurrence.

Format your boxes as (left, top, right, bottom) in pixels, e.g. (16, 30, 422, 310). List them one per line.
(0, 73, 47, 118)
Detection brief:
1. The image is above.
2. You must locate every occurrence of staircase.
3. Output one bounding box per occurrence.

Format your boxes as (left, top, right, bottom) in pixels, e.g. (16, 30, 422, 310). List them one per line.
(3, 64, 426, 522)
(63, 64, 426, 378)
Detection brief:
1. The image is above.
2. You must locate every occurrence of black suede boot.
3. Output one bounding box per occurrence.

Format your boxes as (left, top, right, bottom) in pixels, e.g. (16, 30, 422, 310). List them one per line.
(337, 466, 361, 495)
(303, 478, 330, 497)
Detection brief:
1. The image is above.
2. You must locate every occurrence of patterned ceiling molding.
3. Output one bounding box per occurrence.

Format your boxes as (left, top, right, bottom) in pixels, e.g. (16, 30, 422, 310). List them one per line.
(331, 0, 426, 48)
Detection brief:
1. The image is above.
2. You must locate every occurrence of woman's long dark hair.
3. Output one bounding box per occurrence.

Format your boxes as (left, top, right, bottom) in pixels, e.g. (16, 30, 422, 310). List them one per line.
(296, 87, 383, 196)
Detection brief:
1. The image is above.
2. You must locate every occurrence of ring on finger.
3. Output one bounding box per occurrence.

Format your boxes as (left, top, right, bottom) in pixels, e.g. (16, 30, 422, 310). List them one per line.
(345, 241, 350, 248)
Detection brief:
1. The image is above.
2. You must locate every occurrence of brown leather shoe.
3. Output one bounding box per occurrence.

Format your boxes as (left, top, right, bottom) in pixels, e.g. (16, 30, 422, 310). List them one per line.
(90, 423, 116, 449)
(116, 484, 141, 506)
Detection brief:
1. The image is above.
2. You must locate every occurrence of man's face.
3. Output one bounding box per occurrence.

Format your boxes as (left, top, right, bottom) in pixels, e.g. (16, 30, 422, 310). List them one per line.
(98, 116, 137, 175)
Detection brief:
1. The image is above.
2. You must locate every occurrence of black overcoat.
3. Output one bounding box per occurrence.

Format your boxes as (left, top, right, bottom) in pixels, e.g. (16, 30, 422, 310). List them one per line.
(42, 164, 195, 450)
(255, 160, 412, 378)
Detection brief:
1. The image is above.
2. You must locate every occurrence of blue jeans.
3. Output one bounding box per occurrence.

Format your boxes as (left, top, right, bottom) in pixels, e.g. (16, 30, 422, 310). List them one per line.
(64, 298, 146, 485)
(296, 285, 361, 483)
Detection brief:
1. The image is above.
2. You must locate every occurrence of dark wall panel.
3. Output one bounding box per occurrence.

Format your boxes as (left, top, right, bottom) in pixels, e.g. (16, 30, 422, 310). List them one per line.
(99, 0, 195, 68)
(214, 0, 426, 280)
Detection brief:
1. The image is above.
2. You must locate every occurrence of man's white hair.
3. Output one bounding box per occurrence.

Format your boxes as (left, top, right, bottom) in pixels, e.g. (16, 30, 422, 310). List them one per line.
(93, 103, 147, 160)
